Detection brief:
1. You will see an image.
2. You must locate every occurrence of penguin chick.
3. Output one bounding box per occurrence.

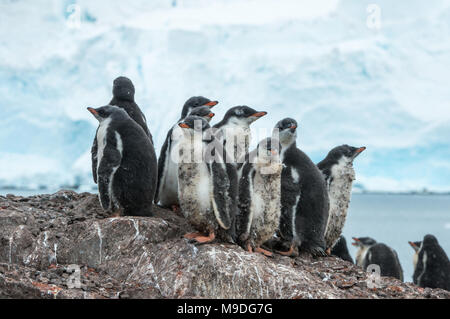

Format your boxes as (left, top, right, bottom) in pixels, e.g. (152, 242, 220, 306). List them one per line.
(188, 105, 215, 122)
(409, 240, 422, 284)
(91, 76, 154, 184)
(317, 145, 366, 253)
(331, 235, 354, 263)
(177, 116, 238, 244)
(273, 118, 329, 257)
(237, 138, 283, 257)
(413, 235, 450, 291)
(88, 105, 157, 216)
(155, 97, 218, 209)
(352, 237, 403, 281)
(213, 106, 267, 165)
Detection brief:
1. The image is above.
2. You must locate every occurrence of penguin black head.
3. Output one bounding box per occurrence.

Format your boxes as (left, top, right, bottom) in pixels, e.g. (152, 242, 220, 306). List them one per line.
(87, 105, 125, 122)
(178, 115, 211, 132)
(408, 241, 422, 252)
(188, 106, 215, 123)
(352, 237, 377, 248)
(112, 76, 135, 102)
(422, 234, 440, 247)
(273, 118, 298, 146)
(220, 106, 267, 126)
(181, 96, 218, 119)
(323, 145, 366, 165)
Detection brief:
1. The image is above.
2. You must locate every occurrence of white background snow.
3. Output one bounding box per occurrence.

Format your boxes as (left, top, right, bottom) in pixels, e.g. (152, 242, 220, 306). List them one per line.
(1, 0, 450, 192)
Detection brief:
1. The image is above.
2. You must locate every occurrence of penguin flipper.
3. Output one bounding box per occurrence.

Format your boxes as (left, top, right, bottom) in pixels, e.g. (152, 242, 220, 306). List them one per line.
(155, 127, 173, 204)
(209, 161, 232, 230)
(237, 161, 254, 244)
(97, 144, 122, 211)
(91, 129, 99, 184)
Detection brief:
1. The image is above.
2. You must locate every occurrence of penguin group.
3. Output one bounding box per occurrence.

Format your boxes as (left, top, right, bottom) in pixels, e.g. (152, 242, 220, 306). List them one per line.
(87, 76, 449, 291)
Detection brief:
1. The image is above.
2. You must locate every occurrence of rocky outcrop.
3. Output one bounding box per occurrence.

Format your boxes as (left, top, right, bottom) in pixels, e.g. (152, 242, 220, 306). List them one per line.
(0, 190, 448, 299)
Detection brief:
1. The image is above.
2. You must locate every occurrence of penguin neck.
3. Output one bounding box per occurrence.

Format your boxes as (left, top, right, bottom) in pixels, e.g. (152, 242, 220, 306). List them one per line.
(328, 158, 355, 189)
(279, 138, 296, 161)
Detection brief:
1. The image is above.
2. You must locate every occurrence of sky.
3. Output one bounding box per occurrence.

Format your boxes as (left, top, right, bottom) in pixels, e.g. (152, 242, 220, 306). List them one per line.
(0, 0, 450, 192)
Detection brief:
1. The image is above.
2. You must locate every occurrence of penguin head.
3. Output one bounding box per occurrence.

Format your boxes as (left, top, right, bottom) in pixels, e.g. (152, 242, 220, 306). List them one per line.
(408, 241, 422, 252)
(256, 137, 281, 163)
(422, 234, 439, 248)
(87, 105, 124, 122)
(112, 76, 135, 102)
(188, 106, 215, 123)
(178, 115, 211, 134)
(324, 145, 366, 166)
(352, 237, 377, 248)
(273, 118, 298, 146)
(222, 106, 267, 126)
(181, 96, 218, 119)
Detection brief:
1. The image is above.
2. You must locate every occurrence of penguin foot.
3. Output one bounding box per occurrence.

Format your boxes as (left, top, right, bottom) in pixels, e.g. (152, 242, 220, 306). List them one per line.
(189, 232, 216, 245)
(246, 243, 253, 253)
(183, 232, 203, 240)
(277, 244, 297, 257)
(255, 247, 274, 258)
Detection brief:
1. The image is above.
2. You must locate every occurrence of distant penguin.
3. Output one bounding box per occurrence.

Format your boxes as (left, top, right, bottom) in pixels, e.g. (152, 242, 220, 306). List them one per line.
(213, 106, 267, 165)
(237, 138, 283, 257)
(273, 118, 329, 257)
(412, 235, 450, 291)
(331, 235, 354, 263)
(352, 237, 404, 281)
(88, 105, 157, 216)
(177, 116, 238, 244)
(155, 97, 218, 209)
(317, 145, 366, 253)
(408, 240, 422, 284)
(91, 76, 153, 184)
(188, 105, 215, 122)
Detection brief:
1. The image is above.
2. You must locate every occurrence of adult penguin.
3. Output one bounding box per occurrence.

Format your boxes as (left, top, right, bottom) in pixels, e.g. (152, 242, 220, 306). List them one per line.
(412, 235, 450, 291)
(88, 105, 157, 216)
(155, 97, 218, 209)
(273, 118, 329, 257)
(91, 76, 153, 184)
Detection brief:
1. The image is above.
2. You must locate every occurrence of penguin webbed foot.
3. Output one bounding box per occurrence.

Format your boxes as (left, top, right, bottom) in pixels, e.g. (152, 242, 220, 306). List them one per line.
(186, 231, 216, 245)
(255, 246, 274, 258)
(276, 243, 298, 257)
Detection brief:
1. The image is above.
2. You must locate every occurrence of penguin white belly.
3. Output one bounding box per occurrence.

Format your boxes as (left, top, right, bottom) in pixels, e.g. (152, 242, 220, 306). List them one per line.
(96, 118, 112, 175)
(249, 164, 282, 246)
(356, 246, 370, 267)
(324, 159, 355, 249)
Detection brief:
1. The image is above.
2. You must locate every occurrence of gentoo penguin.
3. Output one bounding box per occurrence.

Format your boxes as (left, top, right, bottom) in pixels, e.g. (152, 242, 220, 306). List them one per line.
(213, 106, 267, 165)
(408, 240, 422, 284)
(331, 235, 354, 263)
(91, 76, 153, 184)
(237, 138, 283, 257)
(188, 105, 215, 122)
(88, 105, 157, 216)
(155, 97, 218, 209)
(317, 145, 366, 253)
(177, 116, 238, 244)
(273, 118, 329, 257)
(352, 237, 404, 281)
(411, 235, 450, 290)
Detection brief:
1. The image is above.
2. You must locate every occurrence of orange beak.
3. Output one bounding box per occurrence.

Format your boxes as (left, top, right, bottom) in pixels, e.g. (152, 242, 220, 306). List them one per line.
(251, 111, 267, 118)
(408, 241, 417, 248)
(204, 101, 218, 107)
(87, 107, 98, 115)
(178, 123, 190, 128)
(208, 112, 215, 118)
(352, 237, 360, 246)
(271, 149, 278, 155)
(356, 147, 366, 154)
(290, 125, 297, 129)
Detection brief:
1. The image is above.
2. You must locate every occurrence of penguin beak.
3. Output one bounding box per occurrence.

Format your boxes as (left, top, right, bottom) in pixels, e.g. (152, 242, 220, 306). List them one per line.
(204, 101, 218, 107)
(408, 241, 417, 249)
(208, 112, 215, 118)
(271, 149, 278, 156)
(87, 107, 98, 116)
(356, 147, 366, 154)
(250, 111, 267, 118)
(179, 123, 191, 129)
(352, 237, 360, 246)
(289, 125, 297, 132)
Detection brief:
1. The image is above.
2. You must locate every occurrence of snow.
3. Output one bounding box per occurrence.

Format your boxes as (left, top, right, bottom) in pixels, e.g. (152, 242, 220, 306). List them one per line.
(0, 0, 449, 192)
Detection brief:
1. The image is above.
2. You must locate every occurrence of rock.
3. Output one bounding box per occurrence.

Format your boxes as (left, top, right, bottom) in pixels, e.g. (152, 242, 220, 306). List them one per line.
(0, 190, 449, 299)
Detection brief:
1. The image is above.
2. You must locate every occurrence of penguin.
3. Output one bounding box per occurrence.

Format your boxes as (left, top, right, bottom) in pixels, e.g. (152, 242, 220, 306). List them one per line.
(317, 145, 366, 253)
(213, 106, 267, 165)
(352, 237, 404, 281)
(237, 138, 283, 257)
(91, 76, 153, 184)
(412, 235, 450, 291)
(331, 235, 354, 263)
(187, 105, 215, 122)
(155, 97, 218, 209)
(177, 115, 238, 244)
(408, 240, 422, 284)
(273, 118, 329, 257)
(87, 105, 157, 216)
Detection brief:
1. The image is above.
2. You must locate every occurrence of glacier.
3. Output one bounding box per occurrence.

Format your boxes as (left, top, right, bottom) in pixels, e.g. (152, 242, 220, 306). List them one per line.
(0, 0, 450, 193)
